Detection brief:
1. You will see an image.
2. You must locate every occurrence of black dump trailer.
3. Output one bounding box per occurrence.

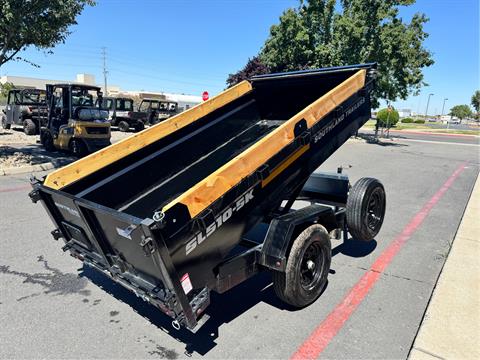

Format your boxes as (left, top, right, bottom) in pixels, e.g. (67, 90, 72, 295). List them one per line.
(30, 63, 385, 332)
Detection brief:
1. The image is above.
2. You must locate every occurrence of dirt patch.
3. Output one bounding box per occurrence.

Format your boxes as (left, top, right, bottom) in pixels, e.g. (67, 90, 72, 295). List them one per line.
(0, 148, 34, 168)
(0, 127, 133, 146)
(0, 129, 134, 171)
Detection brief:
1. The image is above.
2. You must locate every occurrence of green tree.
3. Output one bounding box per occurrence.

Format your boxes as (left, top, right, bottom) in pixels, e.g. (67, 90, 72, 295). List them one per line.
(0, 82, 15, 105)
(471, 90, 480, 113)
(449, 105, 472, 121)
(232, 0, 434, 107)
(376, 107, 399, 127)
(0, 0, 95, 67)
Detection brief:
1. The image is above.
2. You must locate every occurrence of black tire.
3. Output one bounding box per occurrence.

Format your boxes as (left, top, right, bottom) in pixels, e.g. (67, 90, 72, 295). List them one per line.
(346, 178, 386, 242)
(273, 224, 331, 308)
(69, 139, 88, 157)
(134, 121, 144, 132)
(40, 130, 55, 152)
(1, 116, 10, 130)
(23, 119, 37, 135)
(118, 120, 130, 132)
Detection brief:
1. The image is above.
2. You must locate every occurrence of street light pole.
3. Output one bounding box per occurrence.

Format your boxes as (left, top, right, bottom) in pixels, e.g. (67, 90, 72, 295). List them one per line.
(424, 93, 434, 122)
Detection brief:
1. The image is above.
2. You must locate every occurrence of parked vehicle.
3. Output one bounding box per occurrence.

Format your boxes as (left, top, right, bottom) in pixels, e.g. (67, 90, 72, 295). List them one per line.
(40, 84, 111, 157)
(138, 98, 178, 125)
(30, 64, 384, 332)
(1, 88, 48, 135)
(100, 97, 145, 132)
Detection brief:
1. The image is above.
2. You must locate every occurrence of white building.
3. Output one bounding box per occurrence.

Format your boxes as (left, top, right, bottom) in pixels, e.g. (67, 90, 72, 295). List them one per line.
(397, 109, 412, 118)
(0, 73, 121, 94)
(0, 73, 201, 110)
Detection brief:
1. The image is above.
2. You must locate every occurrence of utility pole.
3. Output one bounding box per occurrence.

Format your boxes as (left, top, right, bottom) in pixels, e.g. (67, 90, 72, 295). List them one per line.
(424, 93, 434, 121)
(442, 98, 449, 130)
(101, 47, 108, 96)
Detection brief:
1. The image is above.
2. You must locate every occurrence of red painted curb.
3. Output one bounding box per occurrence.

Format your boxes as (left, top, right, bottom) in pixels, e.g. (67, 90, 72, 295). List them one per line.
(0, 184, 31, 193)
(290, 162, 467, 360)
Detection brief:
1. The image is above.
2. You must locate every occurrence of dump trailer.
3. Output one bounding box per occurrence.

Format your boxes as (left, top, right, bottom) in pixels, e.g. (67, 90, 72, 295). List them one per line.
(30, 63, 385, 332)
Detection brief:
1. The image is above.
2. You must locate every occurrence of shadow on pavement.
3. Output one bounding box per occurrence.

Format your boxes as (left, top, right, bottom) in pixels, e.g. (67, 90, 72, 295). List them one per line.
(332, 239, 377, 257)
(80, 266, 287, 356)
(0, 144, 74, 168)
(78, 237, 377, 356)
(355, 133, 408, 147)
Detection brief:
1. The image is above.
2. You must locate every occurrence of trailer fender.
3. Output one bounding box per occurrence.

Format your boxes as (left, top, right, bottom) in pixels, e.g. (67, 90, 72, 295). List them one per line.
(259, 204, 337, 272)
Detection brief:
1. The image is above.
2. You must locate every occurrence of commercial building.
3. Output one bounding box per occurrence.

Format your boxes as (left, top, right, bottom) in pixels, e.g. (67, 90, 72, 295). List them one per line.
(0, 73, 202, 110)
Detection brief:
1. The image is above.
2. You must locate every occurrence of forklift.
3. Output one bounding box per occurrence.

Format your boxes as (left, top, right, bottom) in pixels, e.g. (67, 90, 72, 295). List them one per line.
(40, 84, 111, 157)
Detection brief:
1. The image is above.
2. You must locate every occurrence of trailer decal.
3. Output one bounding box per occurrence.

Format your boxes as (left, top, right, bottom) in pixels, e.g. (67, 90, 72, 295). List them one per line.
(180, 273, 193, 294)
(185, 189, 254, 255)
(313, 97, 365, 143)
(54, 202, 80, 218)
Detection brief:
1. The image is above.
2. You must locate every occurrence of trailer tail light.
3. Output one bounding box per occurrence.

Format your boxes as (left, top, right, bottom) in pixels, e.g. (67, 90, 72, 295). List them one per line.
(127, 111, 133, 117)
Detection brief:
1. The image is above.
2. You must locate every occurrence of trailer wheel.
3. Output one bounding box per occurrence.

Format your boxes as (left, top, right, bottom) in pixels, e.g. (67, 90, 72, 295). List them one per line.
(273, 224, 331, 308)
(118, 120, 130, 132)
(69, 139, 88, 157)
(346, 178, 386, 241)
(23, 119, 37, 135)
(1, 116, 10, 130)
(134, 121, 144, 132)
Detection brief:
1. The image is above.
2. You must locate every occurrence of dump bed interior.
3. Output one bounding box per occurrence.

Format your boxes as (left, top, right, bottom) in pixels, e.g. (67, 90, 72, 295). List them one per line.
(58, 68, 362, 219)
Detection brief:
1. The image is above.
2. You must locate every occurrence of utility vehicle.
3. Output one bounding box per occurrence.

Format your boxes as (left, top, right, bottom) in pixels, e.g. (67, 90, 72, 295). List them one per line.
(100, 97, 145, 132)
(138, 98, 178, 125)
(1, 88, 47, 135)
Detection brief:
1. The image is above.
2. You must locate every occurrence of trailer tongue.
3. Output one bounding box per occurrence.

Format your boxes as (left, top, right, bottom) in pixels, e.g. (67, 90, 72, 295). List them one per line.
(30, 63, 385, 332)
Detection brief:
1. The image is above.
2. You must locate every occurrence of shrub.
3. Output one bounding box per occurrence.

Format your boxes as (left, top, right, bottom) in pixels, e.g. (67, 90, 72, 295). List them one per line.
(414, 119, 425, 124)
(376, 108, 399, 127)
(401, 117, 414, 123)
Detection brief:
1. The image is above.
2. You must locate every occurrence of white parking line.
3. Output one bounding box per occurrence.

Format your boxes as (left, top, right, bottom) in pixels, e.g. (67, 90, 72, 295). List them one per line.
(396, 138, 479, 147)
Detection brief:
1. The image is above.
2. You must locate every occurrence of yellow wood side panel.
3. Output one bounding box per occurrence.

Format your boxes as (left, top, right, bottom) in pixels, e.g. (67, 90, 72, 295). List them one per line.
(43, 80, 253, 190)
(163, 69, 366, 217)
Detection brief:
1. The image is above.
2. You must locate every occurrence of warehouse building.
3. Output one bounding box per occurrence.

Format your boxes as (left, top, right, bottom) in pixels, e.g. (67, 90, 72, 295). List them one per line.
(0, 73, 202, 110)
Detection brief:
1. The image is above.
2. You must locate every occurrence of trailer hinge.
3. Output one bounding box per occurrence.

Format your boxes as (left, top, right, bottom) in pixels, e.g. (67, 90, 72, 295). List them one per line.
(140, 236, 156, 256)
(51, 228, 63, 241)
(62, 240, 73, 252)
(29, 189, 41, 203)
(299, 131, 311, 145)
(109, 255, 128, 273)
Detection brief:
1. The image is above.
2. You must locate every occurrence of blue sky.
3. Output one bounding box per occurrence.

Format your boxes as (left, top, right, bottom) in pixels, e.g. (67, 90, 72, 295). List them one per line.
(1, 0, 478, 114)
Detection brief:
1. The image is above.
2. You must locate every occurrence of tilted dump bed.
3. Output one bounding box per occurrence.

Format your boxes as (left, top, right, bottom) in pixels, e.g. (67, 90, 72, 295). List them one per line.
(31, 63, 376, 330)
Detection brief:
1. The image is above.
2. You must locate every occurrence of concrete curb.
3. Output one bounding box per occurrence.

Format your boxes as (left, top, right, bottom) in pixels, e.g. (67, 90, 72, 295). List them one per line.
(0, 162, 58, 176)
(409, 171, 480, 360)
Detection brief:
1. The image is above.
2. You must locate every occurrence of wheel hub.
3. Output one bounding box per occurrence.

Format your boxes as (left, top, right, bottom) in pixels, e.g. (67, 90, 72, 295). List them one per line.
(306, 260, 315, 270)
(300, 242, 325, 291)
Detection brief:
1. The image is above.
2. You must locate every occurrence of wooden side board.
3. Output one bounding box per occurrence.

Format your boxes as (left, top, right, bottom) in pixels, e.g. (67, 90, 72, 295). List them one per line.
(43, 80, 253, 190)
(163, 69, 366, 218)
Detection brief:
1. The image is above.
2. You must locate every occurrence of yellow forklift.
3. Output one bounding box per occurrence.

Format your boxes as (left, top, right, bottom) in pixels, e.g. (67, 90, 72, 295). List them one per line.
(40, 84, 111, 157)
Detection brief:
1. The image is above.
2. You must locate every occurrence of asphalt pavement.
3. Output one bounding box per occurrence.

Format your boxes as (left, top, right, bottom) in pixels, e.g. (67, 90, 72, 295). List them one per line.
(0, 132, 478, 359)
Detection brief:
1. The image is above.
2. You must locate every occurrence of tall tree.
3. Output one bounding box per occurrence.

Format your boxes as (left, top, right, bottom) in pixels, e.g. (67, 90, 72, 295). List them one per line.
(471, 90, 480, 113)
(230, 0, 434, 108)
(449, 105, 472, 120)
(0, 0, 95, 67)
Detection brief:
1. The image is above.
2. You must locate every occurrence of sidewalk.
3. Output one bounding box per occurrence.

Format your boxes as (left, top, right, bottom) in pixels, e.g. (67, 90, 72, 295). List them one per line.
(409, 172, 480, 359)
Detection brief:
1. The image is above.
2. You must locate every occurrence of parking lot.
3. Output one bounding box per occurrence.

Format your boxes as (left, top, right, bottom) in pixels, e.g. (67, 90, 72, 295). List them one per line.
(0, 131, 478, 359)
